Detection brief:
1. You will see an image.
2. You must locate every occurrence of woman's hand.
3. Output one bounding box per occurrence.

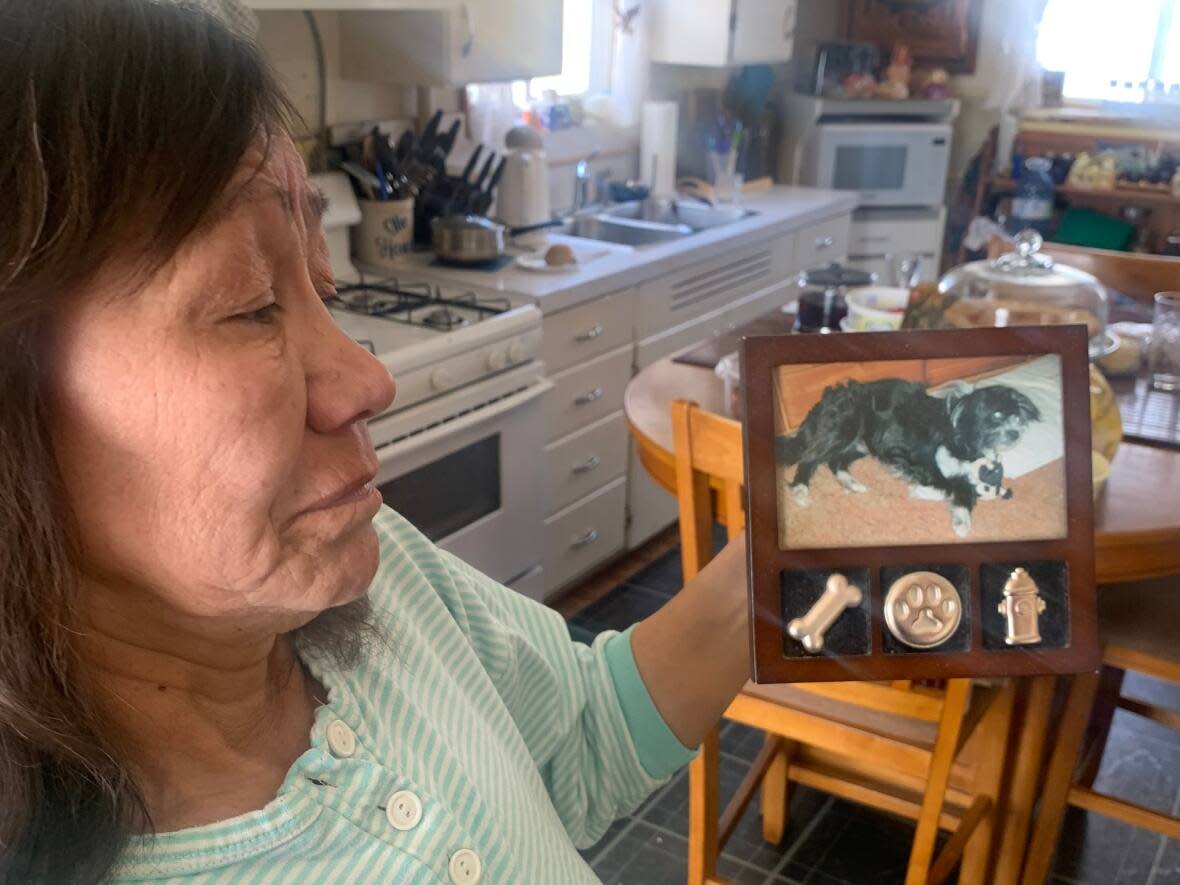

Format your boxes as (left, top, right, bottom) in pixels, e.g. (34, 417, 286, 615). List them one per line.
(629, 533, 749, 749)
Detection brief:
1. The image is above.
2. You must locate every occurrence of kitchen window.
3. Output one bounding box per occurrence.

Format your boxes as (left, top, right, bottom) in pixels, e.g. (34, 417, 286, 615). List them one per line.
(515, 0, 614, 102)
(1037, 0, 1180, 101)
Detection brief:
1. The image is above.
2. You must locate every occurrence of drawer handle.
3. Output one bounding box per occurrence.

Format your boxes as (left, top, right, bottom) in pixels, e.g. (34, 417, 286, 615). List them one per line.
(570, 528, 599, 549)
(857, 234, 889, 244)
(574, 386, 604, 406)
(572, 454, 602, 475)
(815, 235, 835, 249)
(575, 324, 604, 342)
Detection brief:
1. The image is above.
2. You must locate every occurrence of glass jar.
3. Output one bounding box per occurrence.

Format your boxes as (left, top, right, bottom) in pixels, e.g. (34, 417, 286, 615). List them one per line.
(937, 230, 1112, 358)
(794, 263, 875, 333)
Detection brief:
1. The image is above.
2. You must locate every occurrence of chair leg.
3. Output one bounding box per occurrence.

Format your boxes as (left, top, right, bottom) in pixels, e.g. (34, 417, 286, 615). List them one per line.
(994, 676, 1056, 885)
(905, 679, 972, 885)
(960, 681, 1017, 885)
(688, 727, 721, 885)
(760, 735, 792, 844)
(1076, 665, 1125, 788)
(1020, 672, 1101, 885)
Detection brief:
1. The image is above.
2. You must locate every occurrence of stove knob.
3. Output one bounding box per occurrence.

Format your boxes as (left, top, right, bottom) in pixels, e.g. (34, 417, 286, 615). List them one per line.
(486, 349, 508, 371)
(431, 367, 456, 391)
(507, 339, 530, 364)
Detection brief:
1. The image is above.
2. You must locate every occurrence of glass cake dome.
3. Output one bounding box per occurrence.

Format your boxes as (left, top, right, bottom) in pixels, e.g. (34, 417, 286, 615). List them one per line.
(937, 230, 1114, 358)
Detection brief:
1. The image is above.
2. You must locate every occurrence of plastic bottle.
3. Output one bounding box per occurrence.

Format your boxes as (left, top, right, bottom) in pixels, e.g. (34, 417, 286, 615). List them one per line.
(1008, 157, 1056, 237)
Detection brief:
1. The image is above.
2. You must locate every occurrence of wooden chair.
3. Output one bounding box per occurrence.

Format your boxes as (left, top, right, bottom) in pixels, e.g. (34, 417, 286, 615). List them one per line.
(672, 399, 1017, 885)
(1020, 573, 1180, 884)
(987, 238, 1180, 305)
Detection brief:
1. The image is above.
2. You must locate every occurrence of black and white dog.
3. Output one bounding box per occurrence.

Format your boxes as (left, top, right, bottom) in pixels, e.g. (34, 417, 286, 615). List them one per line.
(775, 378, 1040, 537)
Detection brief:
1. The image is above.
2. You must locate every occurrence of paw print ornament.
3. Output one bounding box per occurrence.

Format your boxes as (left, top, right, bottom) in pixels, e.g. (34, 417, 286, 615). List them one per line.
(884, 572, 963, 649)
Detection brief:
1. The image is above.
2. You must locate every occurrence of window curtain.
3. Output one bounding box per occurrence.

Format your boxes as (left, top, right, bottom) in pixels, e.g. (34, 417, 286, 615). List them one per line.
(608, 3, 648, 129)
(985, 0, 1050, 111)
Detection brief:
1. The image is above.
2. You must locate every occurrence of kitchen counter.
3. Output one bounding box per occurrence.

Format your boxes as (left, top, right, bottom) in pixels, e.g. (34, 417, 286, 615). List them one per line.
(373, 186, 859, 314)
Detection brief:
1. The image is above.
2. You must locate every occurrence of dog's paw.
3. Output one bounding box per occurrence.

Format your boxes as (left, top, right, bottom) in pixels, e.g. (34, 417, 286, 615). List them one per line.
(951, 506, 972, 537)
(835, 470, 868, 494)
(789, 484, 811, 507)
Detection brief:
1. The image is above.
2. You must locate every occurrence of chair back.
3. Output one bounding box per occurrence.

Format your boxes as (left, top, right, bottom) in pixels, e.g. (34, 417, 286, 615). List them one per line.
(670, 399, 964, 731)
(988, 237, 1180, 304)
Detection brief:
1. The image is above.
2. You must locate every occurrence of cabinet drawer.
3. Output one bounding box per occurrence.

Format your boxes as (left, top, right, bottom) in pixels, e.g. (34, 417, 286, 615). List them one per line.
(543, 477, 626, 595)
(545, 412, 628, 516)
(794, 215, 851, 269)
(543, 290, 635, 375)
(634, 232, 796, 339)
(545, 345, 633, 442)
(849, 208, 945, 258)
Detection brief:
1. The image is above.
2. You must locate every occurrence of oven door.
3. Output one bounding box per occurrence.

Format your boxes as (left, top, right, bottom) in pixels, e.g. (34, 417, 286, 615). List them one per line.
(369, 371, 553, 593)
(812, 122, 951, 207)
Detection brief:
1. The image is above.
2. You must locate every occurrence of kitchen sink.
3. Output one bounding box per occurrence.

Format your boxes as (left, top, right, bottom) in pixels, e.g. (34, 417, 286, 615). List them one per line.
(556, 199, 755, 247)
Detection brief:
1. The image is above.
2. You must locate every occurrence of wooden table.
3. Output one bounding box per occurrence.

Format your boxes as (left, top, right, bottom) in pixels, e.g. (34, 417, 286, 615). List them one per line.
(624, 354, 1180, 884)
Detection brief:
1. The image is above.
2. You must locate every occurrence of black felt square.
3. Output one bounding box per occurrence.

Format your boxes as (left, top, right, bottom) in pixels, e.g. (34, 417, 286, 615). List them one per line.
(880, 564, 971, 654)
(981, 560, 1070, 650)
(781, 567, 871, 658)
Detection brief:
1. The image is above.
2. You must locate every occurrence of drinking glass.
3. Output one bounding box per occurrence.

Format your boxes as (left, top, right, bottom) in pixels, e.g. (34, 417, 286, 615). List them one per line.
(1149, 292, 1180, 393)
(886, 253, 923, 288)
(708, 150, 743, 206)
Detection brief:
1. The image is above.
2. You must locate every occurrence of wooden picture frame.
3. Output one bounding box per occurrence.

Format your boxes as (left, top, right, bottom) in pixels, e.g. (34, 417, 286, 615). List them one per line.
(842, 0, 983, 74)
(741, 326, 1098, 683)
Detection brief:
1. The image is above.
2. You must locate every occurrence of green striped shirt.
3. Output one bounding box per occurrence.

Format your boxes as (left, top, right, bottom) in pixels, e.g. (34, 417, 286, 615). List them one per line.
(111, 506, 695, 883)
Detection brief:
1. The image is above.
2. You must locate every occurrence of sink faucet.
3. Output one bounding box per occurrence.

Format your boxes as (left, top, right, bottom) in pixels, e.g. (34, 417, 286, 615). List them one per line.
(573, 149, 601, 212)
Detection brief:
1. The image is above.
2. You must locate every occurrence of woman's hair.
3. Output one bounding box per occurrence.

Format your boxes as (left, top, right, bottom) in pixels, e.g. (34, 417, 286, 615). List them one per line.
(0, 2, 295, 880)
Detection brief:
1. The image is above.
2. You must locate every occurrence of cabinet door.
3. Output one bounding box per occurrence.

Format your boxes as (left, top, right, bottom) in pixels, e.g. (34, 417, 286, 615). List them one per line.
(731, 0, 795, 64)
(455, 0, 562, 83)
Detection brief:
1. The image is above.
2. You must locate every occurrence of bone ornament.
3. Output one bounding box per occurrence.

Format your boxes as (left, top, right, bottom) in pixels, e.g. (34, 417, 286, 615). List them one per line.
(788, 573, 863, 653)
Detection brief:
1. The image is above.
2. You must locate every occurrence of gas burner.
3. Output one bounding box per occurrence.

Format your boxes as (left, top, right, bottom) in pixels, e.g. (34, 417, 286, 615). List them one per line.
(331, 279, 511, 331)
(420, 307, 468, 331)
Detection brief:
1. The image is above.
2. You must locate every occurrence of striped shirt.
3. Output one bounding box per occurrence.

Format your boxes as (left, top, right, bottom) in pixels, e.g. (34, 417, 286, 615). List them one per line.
(111, 506, 695, 883)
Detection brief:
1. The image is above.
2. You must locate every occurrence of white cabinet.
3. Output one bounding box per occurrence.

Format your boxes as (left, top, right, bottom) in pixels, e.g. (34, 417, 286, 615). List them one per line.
(650, 0, 796, 67)
(338, 1, 562, 86)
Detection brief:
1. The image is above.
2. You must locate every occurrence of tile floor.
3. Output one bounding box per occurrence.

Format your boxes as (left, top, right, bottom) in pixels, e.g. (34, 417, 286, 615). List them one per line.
(564, 546, 1180, 885)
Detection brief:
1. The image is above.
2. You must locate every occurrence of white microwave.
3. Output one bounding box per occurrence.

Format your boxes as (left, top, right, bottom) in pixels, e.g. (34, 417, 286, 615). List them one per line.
(798, 122, 952, 207)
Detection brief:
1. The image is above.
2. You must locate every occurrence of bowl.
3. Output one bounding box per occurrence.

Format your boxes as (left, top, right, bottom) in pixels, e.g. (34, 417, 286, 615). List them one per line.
(845, 286, 910, 332)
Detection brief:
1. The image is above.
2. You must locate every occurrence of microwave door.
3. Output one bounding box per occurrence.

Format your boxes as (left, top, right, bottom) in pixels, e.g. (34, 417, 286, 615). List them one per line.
(373, 380, 551, 585)
(815, 123, 950, 207)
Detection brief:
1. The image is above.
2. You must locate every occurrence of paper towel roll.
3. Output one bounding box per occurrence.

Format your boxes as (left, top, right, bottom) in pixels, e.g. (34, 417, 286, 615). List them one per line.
(640, 101, 678, 196)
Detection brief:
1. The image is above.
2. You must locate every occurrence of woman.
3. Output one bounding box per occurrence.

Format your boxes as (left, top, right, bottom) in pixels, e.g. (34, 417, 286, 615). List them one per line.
(0, 2, 749, 882)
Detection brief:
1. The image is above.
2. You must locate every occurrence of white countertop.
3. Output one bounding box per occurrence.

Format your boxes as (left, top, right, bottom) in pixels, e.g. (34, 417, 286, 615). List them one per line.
(367, 186, 858, 314)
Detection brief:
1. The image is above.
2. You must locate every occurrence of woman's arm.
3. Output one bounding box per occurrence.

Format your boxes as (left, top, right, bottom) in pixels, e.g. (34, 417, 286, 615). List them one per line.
(630, 534, 750, 749)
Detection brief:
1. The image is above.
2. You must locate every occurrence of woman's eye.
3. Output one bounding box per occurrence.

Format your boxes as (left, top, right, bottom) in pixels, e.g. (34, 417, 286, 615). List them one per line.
(234, 302, 283, 324)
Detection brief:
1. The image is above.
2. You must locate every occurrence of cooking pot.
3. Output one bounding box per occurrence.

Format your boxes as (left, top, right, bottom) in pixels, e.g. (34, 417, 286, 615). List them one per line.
(431, 214, 505, 265)
(431, 214, 566, 266)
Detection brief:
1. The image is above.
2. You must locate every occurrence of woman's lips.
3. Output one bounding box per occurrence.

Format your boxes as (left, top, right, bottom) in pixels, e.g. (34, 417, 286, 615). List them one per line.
(302, 475, 379, 515)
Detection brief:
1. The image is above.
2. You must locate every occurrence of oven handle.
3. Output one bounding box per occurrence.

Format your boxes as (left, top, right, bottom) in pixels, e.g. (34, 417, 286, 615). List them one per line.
(375, 379, 553, 465)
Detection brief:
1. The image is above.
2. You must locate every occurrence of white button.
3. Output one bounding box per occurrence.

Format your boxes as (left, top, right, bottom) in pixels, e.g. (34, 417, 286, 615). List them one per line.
(385, 790, 423, 831)
(448, 848, 482, 884)
(326, 719, 356, 758)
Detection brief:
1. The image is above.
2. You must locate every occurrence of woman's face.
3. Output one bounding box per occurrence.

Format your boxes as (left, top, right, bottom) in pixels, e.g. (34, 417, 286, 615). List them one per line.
(52, 140, 396, 631)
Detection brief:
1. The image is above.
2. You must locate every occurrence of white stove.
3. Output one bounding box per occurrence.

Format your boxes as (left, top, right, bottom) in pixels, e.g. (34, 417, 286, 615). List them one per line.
(329, 278, 543, 417)
(329, 275, 550, 599)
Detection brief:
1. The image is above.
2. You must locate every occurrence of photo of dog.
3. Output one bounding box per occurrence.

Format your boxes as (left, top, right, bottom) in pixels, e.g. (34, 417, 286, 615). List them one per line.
(774, 355, 1067, 549)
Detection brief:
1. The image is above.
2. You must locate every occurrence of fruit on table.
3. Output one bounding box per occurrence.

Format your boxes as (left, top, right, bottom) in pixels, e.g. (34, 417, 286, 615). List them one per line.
(544, 244, 576, 267)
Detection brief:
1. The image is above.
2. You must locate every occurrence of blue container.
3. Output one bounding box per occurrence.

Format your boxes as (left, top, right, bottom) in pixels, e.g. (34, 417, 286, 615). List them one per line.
(1007, 157, 1056, 237)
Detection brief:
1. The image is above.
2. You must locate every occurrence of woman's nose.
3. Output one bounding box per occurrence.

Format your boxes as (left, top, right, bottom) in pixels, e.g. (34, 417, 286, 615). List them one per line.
(305, 309, 396, 432)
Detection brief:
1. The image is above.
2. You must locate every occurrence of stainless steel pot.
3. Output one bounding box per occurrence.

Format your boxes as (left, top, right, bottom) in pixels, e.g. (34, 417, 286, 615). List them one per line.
(431, 214, 505, 265)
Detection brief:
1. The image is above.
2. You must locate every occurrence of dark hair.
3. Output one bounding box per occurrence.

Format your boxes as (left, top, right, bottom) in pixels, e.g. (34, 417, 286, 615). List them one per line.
(0, 2, 295, 880)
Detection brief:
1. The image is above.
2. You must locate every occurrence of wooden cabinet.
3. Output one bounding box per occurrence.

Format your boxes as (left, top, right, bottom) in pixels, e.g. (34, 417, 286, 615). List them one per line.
(650, 0, 796, 67)
(338, 1, 562, 86)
